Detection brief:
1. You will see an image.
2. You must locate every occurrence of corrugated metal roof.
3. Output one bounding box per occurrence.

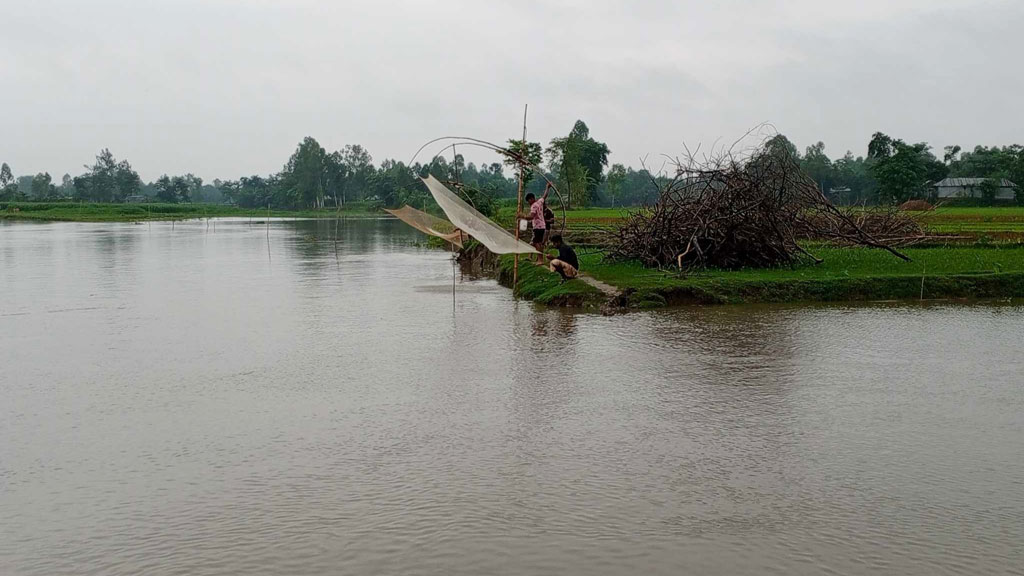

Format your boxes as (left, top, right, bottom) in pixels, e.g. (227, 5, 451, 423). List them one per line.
(935, 177, 1017, 187)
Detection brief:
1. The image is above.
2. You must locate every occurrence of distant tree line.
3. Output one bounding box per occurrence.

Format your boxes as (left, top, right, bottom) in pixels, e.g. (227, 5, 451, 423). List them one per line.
(784, 133, 1024, 205)
(3, 125, 1022, 209)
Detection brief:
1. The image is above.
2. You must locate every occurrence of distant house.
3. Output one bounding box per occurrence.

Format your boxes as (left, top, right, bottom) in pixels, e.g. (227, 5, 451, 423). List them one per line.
(124, 195, 149, 203)
(934, 178, 1017, 201)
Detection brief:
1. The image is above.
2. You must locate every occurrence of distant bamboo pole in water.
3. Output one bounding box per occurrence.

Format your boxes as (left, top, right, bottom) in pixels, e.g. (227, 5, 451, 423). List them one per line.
(920, 264, 927, 301)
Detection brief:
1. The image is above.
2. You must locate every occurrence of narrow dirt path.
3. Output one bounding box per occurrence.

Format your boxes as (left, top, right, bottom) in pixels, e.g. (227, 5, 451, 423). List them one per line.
(578, 274, 620, 296)
(531, 261, 621, 297)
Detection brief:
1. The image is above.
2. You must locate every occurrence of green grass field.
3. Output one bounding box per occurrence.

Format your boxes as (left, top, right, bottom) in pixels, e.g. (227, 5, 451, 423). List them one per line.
(554, 206, 1024, 242)
(914, 207, 1024, 236)
(582, 245, 1024, 284)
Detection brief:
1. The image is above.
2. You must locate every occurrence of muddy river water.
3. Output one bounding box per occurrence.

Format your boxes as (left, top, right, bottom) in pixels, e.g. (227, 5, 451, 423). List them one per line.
(2, 218, 1022, 575)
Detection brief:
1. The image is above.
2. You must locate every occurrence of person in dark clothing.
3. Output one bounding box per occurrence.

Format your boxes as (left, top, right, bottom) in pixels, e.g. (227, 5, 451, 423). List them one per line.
(542, 203, 556, 243)
(547, 234, 579, 281)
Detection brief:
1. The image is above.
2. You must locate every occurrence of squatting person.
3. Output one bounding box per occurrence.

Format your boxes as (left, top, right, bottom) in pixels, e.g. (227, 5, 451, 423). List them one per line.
(548, 234, 579, 281)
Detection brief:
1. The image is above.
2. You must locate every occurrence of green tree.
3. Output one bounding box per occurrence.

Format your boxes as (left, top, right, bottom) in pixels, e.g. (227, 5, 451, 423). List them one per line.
(30, 172, 54, 198)
(943, 145, 962, 165)
(155, 175, 183, 203)
(222, 175, 279, 208)
(763, 134, 800, 161)
(800, 142, 834, 194)
(606, 163, 627, 207)
(324, 151, 348, 208)
(867, 133, 946, 204)
(459, 161, 516, 199)
(832, 152, 877, 204)
(0, 163, 12, 189)
(154, 175, 201, 203)
(60, 173, 74, 197)
(340, 144, 373, 204)
(73, 149, 141, 202)
(369, 159, 418, 208)
(1, 163, 20, 200)
(280, 137, 329, 209)
(547, 120, 610, 208)
(504, 139, 543, 189)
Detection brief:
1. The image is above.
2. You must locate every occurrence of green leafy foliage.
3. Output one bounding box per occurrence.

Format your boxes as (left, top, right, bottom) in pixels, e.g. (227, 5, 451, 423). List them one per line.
(154, 174, 202, 203)
(73, 149, 141, 203)
(504, 139, 543, 188)
(30, 172, 57, 199)
(547, 120, 610, 209)
(280, 137, 329, 209)
(605, 164, 627, 207)
(867, 132, 947, 204)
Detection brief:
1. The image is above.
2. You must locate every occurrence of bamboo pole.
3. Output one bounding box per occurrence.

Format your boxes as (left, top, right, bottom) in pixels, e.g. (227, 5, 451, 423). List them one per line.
(513, 104, 528, 290)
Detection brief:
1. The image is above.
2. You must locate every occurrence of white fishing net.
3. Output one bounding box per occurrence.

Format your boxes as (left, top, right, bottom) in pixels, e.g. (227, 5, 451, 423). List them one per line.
(384, 206, 467, 248)
(421, 175, 537, 255)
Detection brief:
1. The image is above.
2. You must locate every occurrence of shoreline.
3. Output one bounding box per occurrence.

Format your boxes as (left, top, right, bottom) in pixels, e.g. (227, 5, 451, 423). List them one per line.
(490, 248, 1024, 311)
(1, 201, 380, 222)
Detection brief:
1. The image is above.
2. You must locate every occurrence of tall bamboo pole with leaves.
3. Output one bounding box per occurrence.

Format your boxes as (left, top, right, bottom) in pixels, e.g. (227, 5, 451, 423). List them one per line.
(513, 105, 528, 289)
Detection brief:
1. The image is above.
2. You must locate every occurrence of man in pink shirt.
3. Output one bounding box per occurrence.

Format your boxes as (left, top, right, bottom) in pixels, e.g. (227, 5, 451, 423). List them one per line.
(519, 183, 551, 263)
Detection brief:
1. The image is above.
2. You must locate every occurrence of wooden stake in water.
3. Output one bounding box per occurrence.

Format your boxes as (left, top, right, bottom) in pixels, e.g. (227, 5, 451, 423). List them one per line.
(920, 264, 927, 301)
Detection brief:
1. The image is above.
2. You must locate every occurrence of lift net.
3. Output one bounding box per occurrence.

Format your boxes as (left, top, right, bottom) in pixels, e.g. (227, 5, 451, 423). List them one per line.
(421, 175, 537, 255)
(384, 206, 467, 248)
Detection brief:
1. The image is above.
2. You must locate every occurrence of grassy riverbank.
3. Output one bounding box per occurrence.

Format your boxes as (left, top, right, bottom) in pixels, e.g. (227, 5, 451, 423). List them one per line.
(499, 245, 1024, 308)
(0, 201, 380, 222)
(496, 255, 604, 307)
(488, 206, 1024, 307)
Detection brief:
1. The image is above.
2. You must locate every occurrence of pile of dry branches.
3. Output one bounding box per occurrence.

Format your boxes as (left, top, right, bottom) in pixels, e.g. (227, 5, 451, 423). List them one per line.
(611, 143, 923, 271)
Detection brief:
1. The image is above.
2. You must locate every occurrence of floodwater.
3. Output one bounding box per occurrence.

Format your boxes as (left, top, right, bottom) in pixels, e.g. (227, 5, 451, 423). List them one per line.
(1, 218, 1022, 576)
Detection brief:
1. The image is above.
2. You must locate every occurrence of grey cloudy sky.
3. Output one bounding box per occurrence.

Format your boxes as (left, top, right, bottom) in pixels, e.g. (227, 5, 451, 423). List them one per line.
(2, 0, 1022, 181)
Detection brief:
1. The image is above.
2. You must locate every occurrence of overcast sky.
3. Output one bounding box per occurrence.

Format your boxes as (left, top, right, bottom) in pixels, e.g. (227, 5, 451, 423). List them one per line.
(2, 0, 1022, 181)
